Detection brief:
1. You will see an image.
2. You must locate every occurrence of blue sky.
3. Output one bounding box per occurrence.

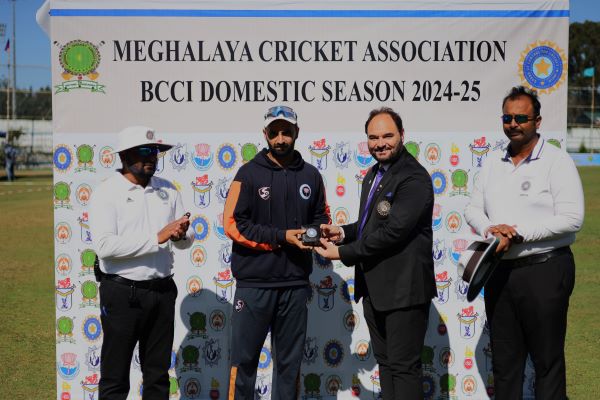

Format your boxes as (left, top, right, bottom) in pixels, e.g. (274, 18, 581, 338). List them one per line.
(0, 0, 599, 90)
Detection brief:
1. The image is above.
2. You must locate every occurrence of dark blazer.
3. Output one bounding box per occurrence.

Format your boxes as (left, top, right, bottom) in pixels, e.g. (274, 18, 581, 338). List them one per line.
(339, 147, 436, 311)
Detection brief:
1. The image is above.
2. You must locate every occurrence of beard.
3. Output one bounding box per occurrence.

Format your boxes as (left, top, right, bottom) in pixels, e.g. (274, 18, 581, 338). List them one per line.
(370, 143, 402, 163)
(268, 141, 295, 158)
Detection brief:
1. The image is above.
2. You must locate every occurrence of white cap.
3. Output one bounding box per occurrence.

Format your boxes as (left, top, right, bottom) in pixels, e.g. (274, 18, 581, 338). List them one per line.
(113, 126, 173, 154)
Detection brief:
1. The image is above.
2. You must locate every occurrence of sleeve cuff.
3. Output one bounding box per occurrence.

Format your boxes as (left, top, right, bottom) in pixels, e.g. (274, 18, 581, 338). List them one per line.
(275, 229, 287, 245)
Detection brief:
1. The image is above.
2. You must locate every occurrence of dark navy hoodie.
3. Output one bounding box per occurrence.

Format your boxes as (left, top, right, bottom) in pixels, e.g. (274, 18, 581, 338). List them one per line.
(223, 148, 330, 288)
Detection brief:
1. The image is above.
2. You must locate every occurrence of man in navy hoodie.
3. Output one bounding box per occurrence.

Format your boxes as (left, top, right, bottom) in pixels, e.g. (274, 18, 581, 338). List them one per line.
(224, 105, 330, 399)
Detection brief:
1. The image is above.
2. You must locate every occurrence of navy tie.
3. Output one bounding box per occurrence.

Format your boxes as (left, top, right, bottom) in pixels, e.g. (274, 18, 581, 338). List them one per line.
(358, 167, 385, 237)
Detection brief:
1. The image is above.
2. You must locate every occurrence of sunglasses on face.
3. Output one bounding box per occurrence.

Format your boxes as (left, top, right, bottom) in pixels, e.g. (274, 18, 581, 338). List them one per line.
(133, 146, 160, 157)
(264, 106, 297, 120)
(501, 114, 537, 124)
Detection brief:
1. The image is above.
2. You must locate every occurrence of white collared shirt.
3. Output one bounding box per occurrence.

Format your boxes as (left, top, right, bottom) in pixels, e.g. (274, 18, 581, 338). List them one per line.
(464, 138, 584, 259)
(90, 171, 193, 280)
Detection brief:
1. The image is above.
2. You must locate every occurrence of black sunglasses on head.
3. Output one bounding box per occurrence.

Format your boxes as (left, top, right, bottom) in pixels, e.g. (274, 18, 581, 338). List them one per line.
(501, 114, 537, 124)
(133, 146, 160, 157)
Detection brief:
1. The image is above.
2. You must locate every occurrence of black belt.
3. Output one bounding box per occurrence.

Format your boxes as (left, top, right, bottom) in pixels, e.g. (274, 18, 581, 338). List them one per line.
(501, 247, 571, 268)
(102, 274, 174, 290)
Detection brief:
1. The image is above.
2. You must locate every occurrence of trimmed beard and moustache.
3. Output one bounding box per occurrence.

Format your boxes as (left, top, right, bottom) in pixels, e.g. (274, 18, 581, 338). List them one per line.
(121, 153, 157, 180)
(268, 141, 295, 159)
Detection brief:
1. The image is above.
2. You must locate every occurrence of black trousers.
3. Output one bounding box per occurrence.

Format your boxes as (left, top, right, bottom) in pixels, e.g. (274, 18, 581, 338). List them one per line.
(484, 249, 575, 400)
(363, 297, 431, 400)
(99, 278, 177, 400)
(228, 286, 310, 400)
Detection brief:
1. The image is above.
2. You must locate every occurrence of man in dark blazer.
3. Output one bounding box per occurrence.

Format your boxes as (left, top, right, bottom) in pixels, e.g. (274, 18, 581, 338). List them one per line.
(316, 107, 435, 400)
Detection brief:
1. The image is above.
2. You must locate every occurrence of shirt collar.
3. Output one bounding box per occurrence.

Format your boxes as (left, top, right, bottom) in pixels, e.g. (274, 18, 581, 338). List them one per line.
(501, 134, 544, 163)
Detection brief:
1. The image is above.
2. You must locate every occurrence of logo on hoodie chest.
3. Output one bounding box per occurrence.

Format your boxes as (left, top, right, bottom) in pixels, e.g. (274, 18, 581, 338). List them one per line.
(258, 186, 271, 200)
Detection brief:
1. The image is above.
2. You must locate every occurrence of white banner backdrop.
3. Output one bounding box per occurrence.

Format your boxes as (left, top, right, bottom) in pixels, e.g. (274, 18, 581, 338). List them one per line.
(43, 1, 569, 398)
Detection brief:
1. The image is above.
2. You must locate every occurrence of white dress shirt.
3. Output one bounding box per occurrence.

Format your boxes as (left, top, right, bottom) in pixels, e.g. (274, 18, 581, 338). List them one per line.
(90, 171, 193, 280)
(464, 138, 584, 259)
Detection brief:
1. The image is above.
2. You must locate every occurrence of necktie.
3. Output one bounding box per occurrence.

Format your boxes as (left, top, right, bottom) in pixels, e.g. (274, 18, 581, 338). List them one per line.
(358, 167, 385, 237)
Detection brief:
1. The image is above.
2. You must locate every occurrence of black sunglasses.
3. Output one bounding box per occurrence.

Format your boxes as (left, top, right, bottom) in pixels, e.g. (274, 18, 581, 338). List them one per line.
(501, 114, 537, 124)
(133, 146, 160, 157)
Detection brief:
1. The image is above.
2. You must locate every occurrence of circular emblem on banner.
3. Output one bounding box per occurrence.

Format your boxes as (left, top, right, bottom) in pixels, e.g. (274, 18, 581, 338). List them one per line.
(258, 347, 272, 369)
(423, 374, 436, 398)
(439, 347, 455, 368)
(76, 183, 92, 206)
(210, 309, 226, 331)
(80, 249, 97, 270)
(376, 200, 391, 217)
(82, 315, 102, 342)
(98, 146, 116, 168)
(333, 207, 350, 226)
(183, 378, 201, 399)
(54, 181, 71, 203)
(187, 276, 203, 297)
(323, 340, 344, 367)
(56, 253, 72, 276)
(191, 215, 210, 242)
(217, 143, 237, 170)
(55, 222, 72, 244)
(60, 40, 100, 75)
(431, 170, 447, 196)
(241, 143, 258, 163)
(462, 375, 477, 395)
(354, 340, 371, 361)
(325, 375, 342, 396)
(519, 41, 566, 94)
(425, 143, 441, 165)
(81, 280, 98, 301)
(404, 141, 420, 159)
(445, 211, 463, 233)
(451, 169, 469, 190)
(343, 310, 360, 331)
(190, 245, 207, 268)
(340, 278, 354, 303)
(57, 316, 74, 336)
(53, 145, 73, 172)
(299, 184, 312, 200)
(77, 144, 95, 165)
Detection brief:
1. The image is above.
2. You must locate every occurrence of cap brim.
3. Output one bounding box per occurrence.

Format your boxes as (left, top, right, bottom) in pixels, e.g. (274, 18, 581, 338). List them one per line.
(112, 142, 173, 155)
(264, 115, 297, 128)
(462, 238, 501, 302)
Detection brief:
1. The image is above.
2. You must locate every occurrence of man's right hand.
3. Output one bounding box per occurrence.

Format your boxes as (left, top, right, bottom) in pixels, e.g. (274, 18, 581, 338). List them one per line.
(157, 215, 191, 244)
(320, 224, 343, 242)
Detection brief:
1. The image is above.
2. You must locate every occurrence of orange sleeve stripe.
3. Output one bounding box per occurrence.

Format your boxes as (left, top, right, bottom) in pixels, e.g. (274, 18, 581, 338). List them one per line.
(228, 366, 238, 400)
(224, 181, 274, 251)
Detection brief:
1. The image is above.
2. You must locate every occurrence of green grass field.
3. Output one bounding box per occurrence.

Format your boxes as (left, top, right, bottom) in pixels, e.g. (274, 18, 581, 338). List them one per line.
(0, 168, 598, 399)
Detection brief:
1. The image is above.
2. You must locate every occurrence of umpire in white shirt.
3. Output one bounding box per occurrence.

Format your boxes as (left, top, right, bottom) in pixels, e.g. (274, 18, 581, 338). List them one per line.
(90, 126, 193, 399)
(465, 86, 584, 399)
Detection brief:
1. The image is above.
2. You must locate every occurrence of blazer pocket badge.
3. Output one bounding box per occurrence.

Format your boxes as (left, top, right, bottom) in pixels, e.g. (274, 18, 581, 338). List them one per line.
(376, 200, 391, 217)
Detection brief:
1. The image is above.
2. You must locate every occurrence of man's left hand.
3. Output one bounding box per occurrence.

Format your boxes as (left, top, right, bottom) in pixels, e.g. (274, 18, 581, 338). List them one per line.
(314, 238, 341, 260)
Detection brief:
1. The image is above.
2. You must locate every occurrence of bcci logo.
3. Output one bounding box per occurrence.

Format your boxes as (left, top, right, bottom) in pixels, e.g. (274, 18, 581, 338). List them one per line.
(519, 40, 567, 95)
(54, 40, 105, 94)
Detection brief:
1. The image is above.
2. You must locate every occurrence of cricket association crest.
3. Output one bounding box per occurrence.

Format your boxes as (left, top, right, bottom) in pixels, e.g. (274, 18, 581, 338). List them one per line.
(81, 374, 100, 400)
(315, 275, 337, 312)
(469, 136, 490, 168)
(309, 138, 331, 170)
(519, 40, 567, 94)
(432, 239, 447, 266)
(435, 271, 452, 304)
(333, 141, 351, 169)
(56, 278, 75, 311)
(354, 141, 375, 168)
(214, 269, 234, 303)
(78, 212, 93, 244)
(303, 337, 319, 365)
(201, 338, 222, 367)
(85, 346, 101, 372)
(457, 306, 479, 339)
(191, 143, 214, 171)
(54, 40, 105, 94)
(191, 175, 213, 209)
(186, 311, 208, 339)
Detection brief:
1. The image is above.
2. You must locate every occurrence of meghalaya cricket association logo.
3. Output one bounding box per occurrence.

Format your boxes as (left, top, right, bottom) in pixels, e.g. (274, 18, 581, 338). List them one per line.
(519, 40, 567, 94)
(54, 40, 105, 94)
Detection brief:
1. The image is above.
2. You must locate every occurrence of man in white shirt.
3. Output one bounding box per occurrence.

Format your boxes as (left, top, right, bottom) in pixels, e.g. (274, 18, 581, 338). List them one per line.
(90, 126, 193, 400)
(465, 86, 584, 399)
